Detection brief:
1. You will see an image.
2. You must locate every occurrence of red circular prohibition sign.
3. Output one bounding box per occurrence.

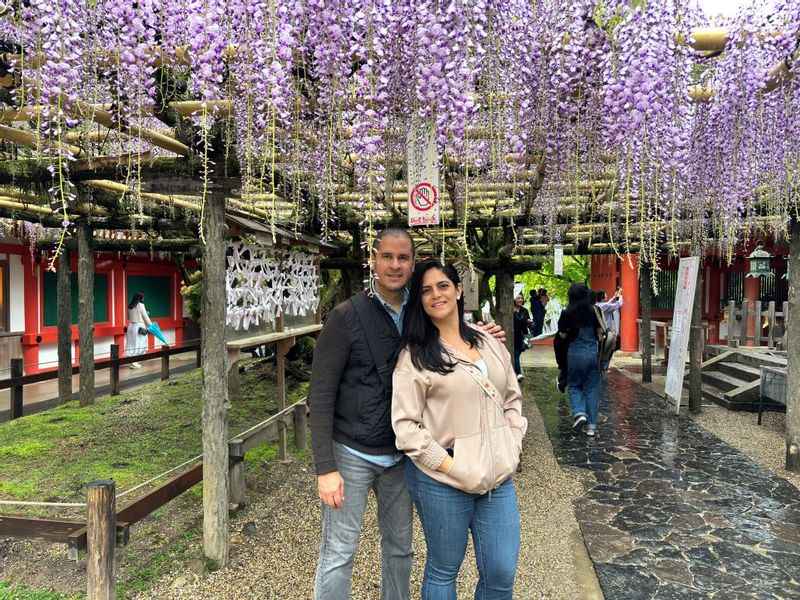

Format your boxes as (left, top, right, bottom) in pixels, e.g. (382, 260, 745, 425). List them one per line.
(409, 182, 438, 211)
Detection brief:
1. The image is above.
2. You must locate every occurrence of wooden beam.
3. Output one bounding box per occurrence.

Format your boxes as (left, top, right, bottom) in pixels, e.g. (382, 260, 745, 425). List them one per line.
(0, 124, 84, 157)
(0, 515, 86, 543)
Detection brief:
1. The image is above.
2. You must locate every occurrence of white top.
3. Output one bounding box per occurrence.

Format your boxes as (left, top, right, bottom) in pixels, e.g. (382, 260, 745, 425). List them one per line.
(474, 358, 489, 377)
(128, 303, 152, 327)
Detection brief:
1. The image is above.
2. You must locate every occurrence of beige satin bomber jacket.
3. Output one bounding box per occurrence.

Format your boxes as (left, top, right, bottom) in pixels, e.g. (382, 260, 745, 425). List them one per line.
(391, 326, 528, 495)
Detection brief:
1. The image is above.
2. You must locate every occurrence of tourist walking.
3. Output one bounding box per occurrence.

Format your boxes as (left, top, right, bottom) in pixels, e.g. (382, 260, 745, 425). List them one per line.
(393, 258, 527, 600)
(513, 292, 531, 379)
(558, 283, 604, 436)
(125, 291, 151, 369)
(530, 288, 548, 336)
(307, 229, 504, 600)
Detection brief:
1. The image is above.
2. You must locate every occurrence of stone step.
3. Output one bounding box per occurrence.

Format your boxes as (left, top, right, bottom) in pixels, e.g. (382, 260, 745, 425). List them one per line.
(715, 361, 761, 382)
(701, 370, 750, 392)
(700, 383, 727, 406)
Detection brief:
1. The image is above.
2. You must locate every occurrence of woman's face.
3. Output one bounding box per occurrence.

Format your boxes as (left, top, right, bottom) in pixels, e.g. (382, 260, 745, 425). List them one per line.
(514, 294, 524, 307)
(421, 268, 462, 322)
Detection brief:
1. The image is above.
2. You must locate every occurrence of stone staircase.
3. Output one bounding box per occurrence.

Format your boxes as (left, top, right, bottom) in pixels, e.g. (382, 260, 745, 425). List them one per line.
(684, 347, 787, 411)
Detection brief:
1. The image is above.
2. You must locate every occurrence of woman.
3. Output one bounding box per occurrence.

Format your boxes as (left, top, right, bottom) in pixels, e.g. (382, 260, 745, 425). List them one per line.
(558, 283, 603, 436)
(530, 288, 547, 337)
(125, 291, 151, 368)
(512, 293, 531, 379)
(392, 259, 527, 599)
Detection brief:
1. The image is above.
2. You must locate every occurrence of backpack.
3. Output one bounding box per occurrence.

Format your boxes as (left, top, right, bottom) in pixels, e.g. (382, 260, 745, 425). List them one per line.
(594, 305, 617, 364)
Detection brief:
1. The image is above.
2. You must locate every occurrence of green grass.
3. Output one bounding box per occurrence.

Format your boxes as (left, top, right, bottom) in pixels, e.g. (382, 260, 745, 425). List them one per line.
(0, 581, 78, 600)
(0, 363, 308, 506)
(0, 359, 310, 599)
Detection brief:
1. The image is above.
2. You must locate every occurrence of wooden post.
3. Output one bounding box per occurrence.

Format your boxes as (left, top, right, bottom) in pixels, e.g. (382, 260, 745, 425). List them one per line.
(86, 480, 115, 600)
(786, 218, 800, 471)
(689, 265, 704, 414)
(10, 357, 22, 419)
(201, 194, 229, 566)
(727, 301, 736, 347)
(161, 345, 169, 380)
(782, 300, 789, 349)
(109, 345, 120, 396)
(754, 302, 763, 346)
(196, 343, 202, 368)
(228, 439, 245, 509)
(495, 270, 515, 357)
(767, 301, 776, 347)
(640, 263, 652, 383)
(276, 337, 294, 461)
(293, 403, 309, 451)
(227, 347, 241, 400)
(77, 223, 95, 406)
(739, 301, 749, 347)
(57, 248, 72, 402)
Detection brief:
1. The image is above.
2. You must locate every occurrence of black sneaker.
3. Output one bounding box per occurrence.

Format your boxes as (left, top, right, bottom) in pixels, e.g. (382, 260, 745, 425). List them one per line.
(557, 374, 566, 393)
(572, 415, 587, 430)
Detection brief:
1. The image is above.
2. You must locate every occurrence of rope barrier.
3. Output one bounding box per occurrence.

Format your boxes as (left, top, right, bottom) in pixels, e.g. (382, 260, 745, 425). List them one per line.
(115, 453, 203, 499)
(0, 499, 86, 508)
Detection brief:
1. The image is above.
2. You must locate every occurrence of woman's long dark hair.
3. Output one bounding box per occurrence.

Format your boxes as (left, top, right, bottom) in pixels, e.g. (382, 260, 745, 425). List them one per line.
(128, 291, 145, 311)
(401, 259, 482, 374)
(561, 283, 599, 329)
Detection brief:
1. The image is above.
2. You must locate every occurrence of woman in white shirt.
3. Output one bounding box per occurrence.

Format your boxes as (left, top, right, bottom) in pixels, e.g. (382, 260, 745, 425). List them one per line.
(125, 291, 151, 368)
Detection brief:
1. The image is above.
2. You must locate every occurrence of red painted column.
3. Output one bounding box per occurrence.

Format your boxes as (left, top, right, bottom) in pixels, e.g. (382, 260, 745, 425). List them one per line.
(21, 253, 40, 374)
(590, 254, 618, 298)
(706, 261, 722, 344)
(619, 254, 640, 353)
(743, 275, 760, 346)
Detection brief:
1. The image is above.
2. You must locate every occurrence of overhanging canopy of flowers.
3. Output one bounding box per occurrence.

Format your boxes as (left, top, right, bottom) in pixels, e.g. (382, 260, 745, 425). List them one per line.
(0, 0, 797, 265)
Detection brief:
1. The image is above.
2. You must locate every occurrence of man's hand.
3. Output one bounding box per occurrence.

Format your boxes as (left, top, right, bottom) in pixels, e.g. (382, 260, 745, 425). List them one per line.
(318, 471, 345, 509)
(478, 321, 506, 343)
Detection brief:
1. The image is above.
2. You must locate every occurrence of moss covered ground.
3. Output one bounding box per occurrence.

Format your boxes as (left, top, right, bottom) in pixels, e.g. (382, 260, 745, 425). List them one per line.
(0, 359, 309, 598)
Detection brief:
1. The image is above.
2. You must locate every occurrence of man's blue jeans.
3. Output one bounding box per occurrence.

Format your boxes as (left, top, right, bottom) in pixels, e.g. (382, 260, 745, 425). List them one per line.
(567, 330, 602, 429)
(406, 461, 520, 600)
(314, 442, 413, 600)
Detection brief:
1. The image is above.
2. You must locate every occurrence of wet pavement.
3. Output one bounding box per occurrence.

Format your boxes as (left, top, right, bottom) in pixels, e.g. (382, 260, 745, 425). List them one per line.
(536, 369, 800, 599)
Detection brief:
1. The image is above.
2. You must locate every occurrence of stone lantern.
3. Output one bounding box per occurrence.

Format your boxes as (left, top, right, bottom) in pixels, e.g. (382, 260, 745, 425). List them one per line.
(746, 245, 772, 278)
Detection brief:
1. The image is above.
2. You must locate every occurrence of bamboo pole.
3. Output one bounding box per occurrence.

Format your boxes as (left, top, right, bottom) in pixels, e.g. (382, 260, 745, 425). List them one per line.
(169, 100, 233, 117)
(0, 124, 84, 157)
(83, 180, 203, 211)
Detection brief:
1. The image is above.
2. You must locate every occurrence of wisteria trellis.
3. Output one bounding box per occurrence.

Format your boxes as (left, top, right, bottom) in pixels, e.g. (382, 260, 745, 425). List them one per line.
(0, 0, 798, 266)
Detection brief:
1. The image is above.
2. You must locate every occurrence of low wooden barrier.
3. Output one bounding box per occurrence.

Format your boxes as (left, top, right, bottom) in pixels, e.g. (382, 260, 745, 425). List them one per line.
(2, 341, 201, 420)
(0, 397, 309, 599)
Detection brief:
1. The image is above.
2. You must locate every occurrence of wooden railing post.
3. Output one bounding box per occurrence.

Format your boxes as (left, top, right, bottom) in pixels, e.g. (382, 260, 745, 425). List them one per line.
(739, 302, 749, 347)
(767, 301, 776, 347)
(87, 480, 116, 600)
(727, 301, 736, 347)
(109, 345, 120, 397)
(228, 439, 245, 510)
(161, 346, 169, 381)
(10, 358, 23, 419)
(293, 403, 309, 451)
(754, 302, 763, 346)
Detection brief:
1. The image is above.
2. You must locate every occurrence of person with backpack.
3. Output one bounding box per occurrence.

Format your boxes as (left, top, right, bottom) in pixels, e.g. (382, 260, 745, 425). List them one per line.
(557, 283, 604, 436)
(595, 289, 623, 372)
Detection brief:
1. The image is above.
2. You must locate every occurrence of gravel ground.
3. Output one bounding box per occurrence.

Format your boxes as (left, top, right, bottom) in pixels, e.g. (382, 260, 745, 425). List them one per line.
(137, 392, 598, 599)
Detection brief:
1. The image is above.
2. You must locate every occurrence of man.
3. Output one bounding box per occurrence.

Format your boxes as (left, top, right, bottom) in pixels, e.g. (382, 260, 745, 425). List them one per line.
(308, 228, 503, 599)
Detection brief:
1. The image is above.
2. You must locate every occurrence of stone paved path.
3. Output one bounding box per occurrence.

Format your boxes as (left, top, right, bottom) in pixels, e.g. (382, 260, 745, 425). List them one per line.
(537, 370, 800, 599)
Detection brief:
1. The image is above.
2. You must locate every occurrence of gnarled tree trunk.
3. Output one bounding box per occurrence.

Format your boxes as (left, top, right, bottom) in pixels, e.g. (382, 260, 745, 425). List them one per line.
(77, 225, 94, 407)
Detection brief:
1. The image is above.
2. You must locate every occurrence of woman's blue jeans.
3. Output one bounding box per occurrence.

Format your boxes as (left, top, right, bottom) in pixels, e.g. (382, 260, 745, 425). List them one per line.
(406, 461, 520, 600)
(567, 332, 602, 428)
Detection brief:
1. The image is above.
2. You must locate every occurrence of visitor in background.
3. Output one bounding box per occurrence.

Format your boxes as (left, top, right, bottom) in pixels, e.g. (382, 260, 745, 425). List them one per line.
(530, 288, 545, 336)
(558, 283, 604, 436)
(513, 293, 532, 379)
(393, 258, 527, 599)
(125, 291, 151, 369)
(596, 289, 623, 371)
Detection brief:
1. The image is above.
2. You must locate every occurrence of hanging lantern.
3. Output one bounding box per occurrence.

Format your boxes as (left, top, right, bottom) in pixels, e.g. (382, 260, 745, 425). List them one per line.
(746, 245, 772, 278)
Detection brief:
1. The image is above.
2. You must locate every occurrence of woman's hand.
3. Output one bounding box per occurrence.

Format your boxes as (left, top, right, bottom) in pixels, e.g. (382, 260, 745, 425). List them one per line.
(438, 455, 454, 473)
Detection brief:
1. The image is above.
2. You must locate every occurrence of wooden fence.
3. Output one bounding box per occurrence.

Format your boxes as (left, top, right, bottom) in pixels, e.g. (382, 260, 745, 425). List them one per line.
(1, 341, 201, 420)
(0, 397, 309, 597)
(721, 300, 788, 348)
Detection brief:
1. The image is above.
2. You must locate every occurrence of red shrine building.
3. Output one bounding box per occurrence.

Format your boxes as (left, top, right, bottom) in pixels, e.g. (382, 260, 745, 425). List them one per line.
(0, 235, 188, 376)
(590, 241, 789, 353)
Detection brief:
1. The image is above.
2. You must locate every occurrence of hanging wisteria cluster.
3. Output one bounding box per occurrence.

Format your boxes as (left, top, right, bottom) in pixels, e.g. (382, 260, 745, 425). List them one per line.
(0, 0, 798, 262)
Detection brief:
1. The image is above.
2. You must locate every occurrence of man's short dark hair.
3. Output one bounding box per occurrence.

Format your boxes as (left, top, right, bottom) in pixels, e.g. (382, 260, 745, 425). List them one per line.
(372, 228, 415, 258)
(596, 290, 607, 302)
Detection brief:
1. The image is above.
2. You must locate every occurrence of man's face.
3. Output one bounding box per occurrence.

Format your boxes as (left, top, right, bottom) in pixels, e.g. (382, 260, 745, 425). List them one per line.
(373, 235, 414, 296)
